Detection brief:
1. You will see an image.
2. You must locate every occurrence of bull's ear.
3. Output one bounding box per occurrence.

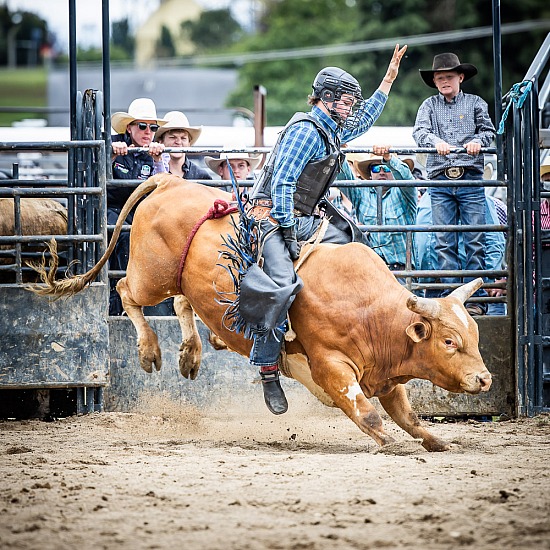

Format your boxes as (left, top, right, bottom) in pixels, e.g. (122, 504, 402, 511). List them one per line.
(406, 321, 432, 342)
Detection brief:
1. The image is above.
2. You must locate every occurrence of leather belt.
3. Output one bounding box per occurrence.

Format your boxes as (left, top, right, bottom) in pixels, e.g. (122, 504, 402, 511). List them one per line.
(443, 166, 465, 179)
(248, 205, 278, 224)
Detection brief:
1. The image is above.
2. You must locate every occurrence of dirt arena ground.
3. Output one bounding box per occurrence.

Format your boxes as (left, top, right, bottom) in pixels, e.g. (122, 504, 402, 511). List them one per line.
(0, 394, 549, 550)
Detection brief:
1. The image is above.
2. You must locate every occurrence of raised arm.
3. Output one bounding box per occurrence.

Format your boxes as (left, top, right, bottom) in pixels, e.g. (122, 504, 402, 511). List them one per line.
(378, 44, 408, 96)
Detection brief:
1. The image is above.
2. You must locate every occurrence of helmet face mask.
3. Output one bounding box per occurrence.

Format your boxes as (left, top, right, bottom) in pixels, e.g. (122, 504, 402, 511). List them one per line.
(312, 67, 364, 129)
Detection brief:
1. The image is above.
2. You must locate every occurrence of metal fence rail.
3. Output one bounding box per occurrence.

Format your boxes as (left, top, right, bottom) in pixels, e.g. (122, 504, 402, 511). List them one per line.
(0, 140, 107, 284)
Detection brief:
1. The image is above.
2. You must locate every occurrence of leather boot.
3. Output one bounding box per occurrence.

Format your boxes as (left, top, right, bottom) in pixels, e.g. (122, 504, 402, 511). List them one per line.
(259, 365, 288, 415)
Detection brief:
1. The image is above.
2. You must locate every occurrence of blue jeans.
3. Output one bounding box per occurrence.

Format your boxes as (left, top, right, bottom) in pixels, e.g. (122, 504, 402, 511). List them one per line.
(249, 216, 350, 366)
(430, 170, 488, 305)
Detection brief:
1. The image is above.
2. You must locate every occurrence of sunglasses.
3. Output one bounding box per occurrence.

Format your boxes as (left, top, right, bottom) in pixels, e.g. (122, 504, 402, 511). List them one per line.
(370, 164, 391, 174)
(133, 122, 160, 132)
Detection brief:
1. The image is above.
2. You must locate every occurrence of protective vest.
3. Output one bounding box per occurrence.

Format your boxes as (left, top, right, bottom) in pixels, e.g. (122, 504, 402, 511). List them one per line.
(250, 113, 344, 215)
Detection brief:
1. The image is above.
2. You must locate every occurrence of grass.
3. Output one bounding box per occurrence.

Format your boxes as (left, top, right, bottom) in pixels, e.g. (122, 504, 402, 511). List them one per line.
(0, 68, 48, 127)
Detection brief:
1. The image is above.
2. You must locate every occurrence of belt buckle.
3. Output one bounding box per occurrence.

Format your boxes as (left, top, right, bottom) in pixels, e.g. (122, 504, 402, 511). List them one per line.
(445, 167, 464, 179)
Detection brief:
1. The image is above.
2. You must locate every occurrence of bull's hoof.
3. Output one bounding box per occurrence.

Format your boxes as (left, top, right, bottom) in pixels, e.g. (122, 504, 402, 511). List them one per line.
(178, 342, 201, 380)
(208, 332, 228, 351)
(422, 437, 451, 452)
(138, 342, 162, 373)
(138, 351, 162, 373)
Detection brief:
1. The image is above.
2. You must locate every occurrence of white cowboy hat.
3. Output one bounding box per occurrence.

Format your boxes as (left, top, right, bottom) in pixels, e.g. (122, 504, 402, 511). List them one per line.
(204, 150, 262, 173)
(111, 98, 167, 135)
(154, 111, 202, 145)
(541, 156, 550, 178)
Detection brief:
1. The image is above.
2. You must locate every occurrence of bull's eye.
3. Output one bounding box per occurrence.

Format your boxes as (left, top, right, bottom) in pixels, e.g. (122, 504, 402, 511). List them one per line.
(444, 338, 457, 349)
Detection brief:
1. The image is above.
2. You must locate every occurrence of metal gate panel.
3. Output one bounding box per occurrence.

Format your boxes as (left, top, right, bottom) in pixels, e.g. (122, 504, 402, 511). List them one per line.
(0, 284, 108, 388)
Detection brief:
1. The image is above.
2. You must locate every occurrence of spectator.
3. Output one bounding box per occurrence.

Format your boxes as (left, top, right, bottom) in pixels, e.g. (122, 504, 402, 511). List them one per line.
(243, 45, 407, 415)
(540, 158, 550, 235)
(412, 53, 496, 315)
(204, 149, 262, 192)
(152, 111, 212, 181)
(109, 98, 167, 316)
(344, 148, 417, 274)
(416, 192, 506, 315)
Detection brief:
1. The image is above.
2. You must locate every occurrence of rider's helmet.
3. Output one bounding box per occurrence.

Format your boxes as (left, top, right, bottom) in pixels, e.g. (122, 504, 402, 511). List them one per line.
(311, 67, 364, 129)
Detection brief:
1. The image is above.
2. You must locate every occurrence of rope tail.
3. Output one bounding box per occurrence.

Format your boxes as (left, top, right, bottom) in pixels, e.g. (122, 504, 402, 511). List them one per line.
(27, 174, 165, 299)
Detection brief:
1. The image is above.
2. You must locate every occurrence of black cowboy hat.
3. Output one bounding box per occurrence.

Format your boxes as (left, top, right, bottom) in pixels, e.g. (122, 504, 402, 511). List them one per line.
(419, 53, 478, 88)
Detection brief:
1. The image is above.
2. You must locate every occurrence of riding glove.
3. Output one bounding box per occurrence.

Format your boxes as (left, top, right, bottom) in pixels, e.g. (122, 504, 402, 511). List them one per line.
(281, 225, 301, 261)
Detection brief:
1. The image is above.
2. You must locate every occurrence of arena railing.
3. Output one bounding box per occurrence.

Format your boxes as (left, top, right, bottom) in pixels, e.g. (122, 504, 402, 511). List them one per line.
(0, 140, 107, 284)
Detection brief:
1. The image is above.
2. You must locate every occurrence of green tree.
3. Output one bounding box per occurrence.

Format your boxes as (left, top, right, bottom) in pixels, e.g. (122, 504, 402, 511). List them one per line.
(157, 25, 176, 58)
(226, 0, 549, 127)
(54, 45, 132, 64)
(226, 0, 361, 125)
(0, 6, 48, 67)
(181, 8, 243, 52)
(112, 18, 134, 58)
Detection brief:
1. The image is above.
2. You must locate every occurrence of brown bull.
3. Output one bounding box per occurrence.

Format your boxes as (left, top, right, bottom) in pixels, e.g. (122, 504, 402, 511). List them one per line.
(31, 173, 492, 452)
(1, 198, 67, 283)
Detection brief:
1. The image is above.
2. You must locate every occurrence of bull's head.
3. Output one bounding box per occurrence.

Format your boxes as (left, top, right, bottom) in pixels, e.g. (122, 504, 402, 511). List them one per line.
(405, 278, 492, 394)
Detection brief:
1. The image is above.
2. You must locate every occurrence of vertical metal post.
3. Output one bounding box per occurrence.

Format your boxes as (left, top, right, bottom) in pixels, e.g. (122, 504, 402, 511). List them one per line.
(523, 96, 535, 415)
(13, 194, 22, 284)
(530, 86, 544, 412)
(492, 0, 504, 180)
(68, 0, 77, 142)
(505, 119, 518, 412)
(513, 105, 526, 415)
(253, 85, 266, 148)
(68, 0, 78, 273)
(102, 0, 112, 180)
(405, 230, 414, 292)
(97, 140, 108, 284)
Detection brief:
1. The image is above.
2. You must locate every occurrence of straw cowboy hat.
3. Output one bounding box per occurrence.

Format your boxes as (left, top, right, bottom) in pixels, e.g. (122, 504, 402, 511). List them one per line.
(419, 53, 478, 88)
(204, 150, 262, 173)
(111, 98, 167, 135)
(154, 111, 203, 145)
(541, 157, 550, 178)
(347, 153, 414, 180)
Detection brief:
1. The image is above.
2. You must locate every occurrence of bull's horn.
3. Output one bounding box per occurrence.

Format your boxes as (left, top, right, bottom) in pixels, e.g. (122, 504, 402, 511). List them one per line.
(448, 278, 484, 304)
(406, 295, 441, 319)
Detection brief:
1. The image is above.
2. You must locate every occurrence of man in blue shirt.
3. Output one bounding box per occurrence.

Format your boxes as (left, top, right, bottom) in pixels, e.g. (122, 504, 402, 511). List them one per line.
(243, 45, 407, 415)
(345, 149, 416, 273)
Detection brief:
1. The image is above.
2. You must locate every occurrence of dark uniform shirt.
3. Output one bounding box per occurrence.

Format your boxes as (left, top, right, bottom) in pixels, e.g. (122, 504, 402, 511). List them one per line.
(110, 133, 155, 210)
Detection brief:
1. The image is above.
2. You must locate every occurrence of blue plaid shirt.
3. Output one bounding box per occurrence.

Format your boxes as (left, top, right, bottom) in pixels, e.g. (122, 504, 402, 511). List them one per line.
(342, 156, 417, 267)
(271, 90, 388, 227)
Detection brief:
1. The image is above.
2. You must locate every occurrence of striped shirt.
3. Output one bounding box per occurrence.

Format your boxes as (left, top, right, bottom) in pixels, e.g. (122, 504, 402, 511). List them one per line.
(341, 156, 417, 267)
(271, 91, 388, 227)
(413, 91, 495, 179)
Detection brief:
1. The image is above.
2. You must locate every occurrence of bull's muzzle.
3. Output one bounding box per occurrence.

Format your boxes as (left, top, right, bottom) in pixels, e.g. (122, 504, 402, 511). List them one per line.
(461, 371, 492, 394)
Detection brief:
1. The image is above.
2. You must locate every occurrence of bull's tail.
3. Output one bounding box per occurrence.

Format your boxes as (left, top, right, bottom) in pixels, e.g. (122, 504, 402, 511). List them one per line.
(28, 174, 166, 299)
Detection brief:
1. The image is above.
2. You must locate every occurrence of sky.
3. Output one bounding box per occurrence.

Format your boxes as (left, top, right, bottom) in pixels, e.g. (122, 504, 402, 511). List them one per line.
(3, 0, 251, 50)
